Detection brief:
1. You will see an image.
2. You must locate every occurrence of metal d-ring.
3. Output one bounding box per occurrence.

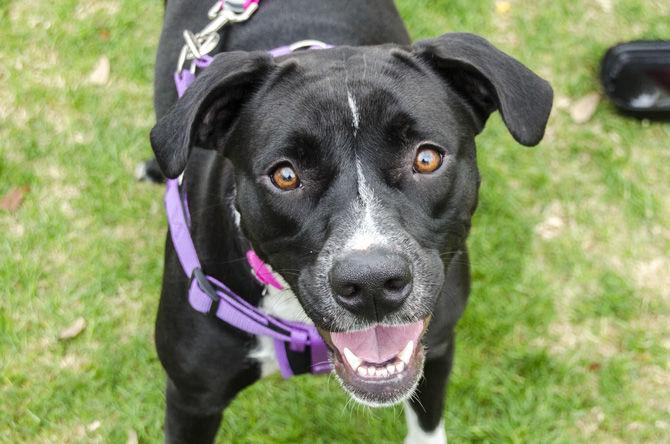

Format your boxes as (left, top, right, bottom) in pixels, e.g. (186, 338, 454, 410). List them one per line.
(289, 40, 330, 52)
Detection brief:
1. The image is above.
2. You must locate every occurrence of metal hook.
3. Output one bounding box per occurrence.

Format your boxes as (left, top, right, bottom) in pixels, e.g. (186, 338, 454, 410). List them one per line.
(183, 30, 202, 60)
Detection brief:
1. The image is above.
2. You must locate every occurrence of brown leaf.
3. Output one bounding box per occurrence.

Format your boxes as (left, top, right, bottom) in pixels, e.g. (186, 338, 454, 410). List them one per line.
(587, 362, 601, 372)
(98, 28, 110, 41)
(87, 56, 110, 85)
(570, 92, 600, 124)
(0, 185, 30, 212)
(127, 429, 139, 444)
(58, 317, 87, 341)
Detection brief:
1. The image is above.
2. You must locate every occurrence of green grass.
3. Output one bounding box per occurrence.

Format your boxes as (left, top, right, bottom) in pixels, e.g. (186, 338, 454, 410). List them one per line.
(1, 0, 669, 442)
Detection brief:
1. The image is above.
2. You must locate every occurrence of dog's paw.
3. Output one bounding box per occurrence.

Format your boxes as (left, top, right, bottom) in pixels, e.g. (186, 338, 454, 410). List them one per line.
(404, 405, 447, 444)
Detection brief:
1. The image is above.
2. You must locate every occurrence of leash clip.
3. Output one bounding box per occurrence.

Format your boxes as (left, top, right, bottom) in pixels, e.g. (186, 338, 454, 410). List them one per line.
(223, 2, 258, 23)
(176, 0, 259, 75)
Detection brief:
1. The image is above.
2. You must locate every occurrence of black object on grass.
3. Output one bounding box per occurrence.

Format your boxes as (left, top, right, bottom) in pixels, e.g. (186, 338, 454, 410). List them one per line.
(601, 40, 670, 119)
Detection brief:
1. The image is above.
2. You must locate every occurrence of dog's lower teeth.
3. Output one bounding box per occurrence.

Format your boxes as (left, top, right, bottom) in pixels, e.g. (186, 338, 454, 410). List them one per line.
(337, 334, 419, 379)
(349, 358, 408, 379)
(340, 340, 416, 378)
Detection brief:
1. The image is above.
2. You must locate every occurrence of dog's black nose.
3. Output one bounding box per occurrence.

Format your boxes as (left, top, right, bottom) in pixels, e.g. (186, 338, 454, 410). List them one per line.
(330, 249, 412, 321)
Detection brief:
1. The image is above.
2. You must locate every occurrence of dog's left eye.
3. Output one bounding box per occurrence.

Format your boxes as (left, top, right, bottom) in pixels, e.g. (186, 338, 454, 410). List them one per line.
(270, 164, 301, 191)
(413, 146, 443, 174)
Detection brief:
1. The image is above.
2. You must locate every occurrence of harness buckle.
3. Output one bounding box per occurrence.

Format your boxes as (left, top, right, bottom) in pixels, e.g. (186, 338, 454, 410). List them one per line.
(191, 268, 220, 315)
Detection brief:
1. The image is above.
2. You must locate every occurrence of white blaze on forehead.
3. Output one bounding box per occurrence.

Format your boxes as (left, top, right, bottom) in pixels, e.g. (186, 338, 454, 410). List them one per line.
(347, 90, 360, 135)
(345, 161, 388, 251)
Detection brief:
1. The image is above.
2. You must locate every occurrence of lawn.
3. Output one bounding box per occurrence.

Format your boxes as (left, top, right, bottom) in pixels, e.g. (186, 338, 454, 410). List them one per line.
(1, 0, 669, 442)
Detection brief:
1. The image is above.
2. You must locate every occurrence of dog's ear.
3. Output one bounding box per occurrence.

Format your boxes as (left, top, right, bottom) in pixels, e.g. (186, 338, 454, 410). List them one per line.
(412, 33, 553, 146)
(150, 51, 274, 178)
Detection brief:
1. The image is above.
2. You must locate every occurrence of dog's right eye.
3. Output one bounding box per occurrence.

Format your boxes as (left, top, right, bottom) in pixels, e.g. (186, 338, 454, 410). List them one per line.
(413, 145, 443, 174)
(270, 164, 301, 191)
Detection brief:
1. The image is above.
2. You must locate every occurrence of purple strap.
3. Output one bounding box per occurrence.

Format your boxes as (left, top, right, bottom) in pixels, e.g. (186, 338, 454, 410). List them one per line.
(167, 14, 333, 377)
(174, 56, 213, 96)
(166, 179, 325, 345)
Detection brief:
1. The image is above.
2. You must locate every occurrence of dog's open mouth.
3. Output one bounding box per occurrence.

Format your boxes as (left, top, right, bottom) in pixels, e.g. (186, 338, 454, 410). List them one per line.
(322, 320, 427, 406)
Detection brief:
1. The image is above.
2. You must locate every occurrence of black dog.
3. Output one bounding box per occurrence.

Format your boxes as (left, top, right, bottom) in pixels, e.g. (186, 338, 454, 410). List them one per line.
(150, 0, 552, 442)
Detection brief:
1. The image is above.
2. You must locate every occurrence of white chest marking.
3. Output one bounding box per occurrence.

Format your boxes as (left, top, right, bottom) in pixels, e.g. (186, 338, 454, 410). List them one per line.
(248, 268, 311, 378)
(404, 401, 447, 444)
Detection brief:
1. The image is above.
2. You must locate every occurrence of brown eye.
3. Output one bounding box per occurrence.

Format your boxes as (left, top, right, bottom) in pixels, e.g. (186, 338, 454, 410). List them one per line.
(271, 164, 300, 190)
(413, 146, 443, 174)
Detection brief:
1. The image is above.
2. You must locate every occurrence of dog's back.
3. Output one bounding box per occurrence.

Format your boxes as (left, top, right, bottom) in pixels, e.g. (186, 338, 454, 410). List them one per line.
(154, 0, 410, 119)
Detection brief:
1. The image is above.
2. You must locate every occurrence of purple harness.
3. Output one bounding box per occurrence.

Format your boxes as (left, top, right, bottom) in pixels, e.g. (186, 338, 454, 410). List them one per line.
(165, 1, 332, 378)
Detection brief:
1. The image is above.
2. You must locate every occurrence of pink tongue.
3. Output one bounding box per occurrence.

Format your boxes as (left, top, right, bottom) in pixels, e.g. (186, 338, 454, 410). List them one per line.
(330, 321, 424, 364)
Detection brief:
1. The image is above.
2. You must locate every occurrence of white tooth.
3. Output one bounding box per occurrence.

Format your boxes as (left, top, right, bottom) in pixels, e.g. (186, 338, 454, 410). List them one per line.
(398, 340, 414, 365)
(367, 366, 375, 377)
(379, 368, 389, 378)
(357, 366, 367, 377)
(343, 347, 362, 371)
(387, 363, 396, 375)
(395, 361, 405, 373)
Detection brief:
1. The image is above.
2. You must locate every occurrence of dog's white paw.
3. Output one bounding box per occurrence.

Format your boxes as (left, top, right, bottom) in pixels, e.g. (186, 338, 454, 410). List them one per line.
(404, 402, 447, 444)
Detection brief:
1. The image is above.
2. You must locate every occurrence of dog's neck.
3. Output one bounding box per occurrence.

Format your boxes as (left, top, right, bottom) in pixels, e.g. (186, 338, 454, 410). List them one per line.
(228, 188, 310, 323)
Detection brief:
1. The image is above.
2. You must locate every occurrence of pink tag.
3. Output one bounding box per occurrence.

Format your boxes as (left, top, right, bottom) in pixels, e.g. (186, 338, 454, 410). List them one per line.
(246, 250, 284, 290)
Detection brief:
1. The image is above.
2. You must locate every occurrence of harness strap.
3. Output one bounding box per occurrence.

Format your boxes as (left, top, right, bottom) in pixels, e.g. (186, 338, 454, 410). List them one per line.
(166, 178, 331, 376)
(167, 179, 305, 341)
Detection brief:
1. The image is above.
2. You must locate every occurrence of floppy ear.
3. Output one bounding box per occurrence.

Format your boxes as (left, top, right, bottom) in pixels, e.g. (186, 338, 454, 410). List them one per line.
(413, 33, 553, 146)
(150, 51, 274, 178)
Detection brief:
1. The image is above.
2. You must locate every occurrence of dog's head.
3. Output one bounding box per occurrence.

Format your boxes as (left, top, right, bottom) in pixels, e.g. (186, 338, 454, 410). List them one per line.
(151, 33, 552, 406)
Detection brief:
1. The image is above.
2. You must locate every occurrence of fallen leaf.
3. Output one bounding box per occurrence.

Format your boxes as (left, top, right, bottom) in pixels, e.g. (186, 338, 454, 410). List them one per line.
(554, 95, 571, 110)
(127, 429, 138, 444)
(0, 185, 30, 212)
(98, 28, 110, 41)
(595, 0, 612, 12)
(570, 92, 600, 124)
(87, 56, 110, 85)
(535, 215, 564, 240)
(87, 420, 101, 432)
(587, 362, 601, 372)
(495, 1, 512, 15)
(58, 317, 87, 341)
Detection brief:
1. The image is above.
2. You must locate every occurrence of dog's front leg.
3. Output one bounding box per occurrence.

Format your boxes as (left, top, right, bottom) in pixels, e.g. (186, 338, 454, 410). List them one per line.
(403, 337, 454, 444)
(163, 378, 227, 444)
(163, 366, 259, 444)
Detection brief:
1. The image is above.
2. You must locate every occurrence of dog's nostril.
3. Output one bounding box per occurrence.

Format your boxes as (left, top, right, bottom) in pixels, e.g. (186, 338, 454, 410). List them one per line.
(340, 284, 359, 298)
(384, 278, 408, 293)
